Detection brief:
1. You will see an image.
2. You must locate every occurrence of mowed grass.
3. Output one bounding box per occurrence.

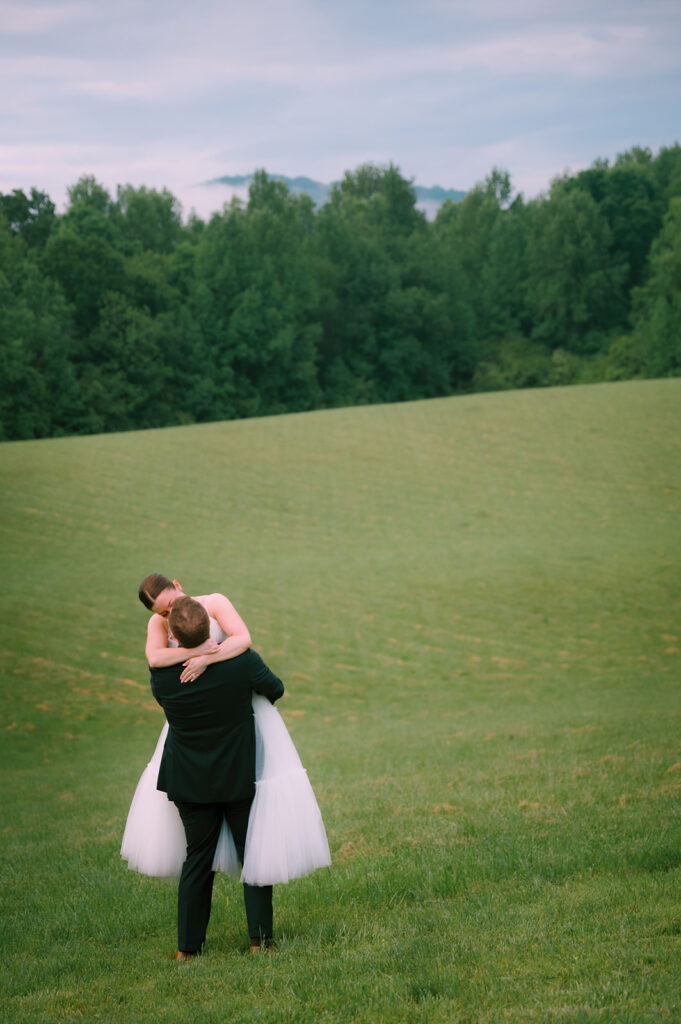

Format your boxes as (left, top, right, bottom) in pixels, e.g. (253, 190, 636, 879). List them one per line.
(0, 379, 680, 1024)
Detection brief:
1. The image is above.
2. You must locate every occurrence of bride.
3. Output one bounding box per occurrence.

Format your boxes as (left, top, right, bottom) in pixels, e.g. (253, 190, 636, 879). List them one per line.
(121, 573, 331, 884)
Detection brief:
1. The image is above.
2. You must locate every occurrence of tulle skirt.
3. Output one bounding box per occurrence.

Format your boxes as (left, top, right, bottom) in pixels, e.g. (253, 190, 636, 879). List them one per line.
(120, 695, 331, 885)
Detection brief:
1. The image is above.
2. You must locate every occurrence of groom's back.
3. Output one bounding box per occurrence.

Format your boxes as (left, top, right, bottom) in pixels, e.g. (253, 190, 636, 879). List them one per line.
(150, 649, 283, 804)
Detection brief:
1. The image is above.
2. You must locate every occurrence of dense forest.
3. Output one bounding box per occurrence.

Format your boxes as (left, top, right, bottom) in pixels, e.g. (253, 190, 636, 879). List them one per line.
(1, 144, 680, 440)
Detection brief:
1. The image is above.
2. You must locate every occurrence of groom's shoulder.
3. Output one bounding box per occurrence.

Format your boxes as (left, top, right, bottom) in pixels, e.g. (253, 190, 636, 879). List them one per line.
(209, 648, 265, 674)
(243, 647, 265, 666)
(241, 648, 278, 677)
(209, 648, 275, 682)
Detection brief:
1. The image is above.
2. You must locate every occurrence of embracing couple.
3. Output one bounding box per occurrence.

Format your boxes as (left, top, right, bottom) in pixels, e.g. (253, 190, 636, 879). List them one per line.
(121, 573, 331, 960)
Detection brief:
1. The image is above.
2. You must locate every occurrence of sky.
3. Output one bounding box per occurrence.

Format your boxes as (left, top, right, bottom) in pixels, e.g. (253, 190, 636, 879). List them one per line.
(2, 0, 680, 220)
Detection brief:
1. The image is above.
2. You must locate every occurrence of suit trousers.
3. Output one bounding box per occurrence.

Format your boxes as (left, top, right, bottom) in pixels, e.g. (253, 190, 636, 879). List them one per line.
(174, 797, 273, 953)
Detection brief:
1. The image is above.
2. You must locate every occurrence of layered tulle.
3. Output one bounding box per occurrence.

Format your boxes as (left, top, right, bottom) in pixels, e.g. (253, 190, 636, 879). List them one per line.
(120, 723, 190, 877)
(121, 694, 330, 884)
(242, 695, 331, 885)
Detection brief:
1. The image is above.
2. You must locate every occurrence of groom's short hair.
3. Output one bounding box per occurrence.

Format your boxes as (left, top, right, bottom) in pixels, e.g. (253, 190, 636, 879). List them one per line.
(169, 597, 210, 649)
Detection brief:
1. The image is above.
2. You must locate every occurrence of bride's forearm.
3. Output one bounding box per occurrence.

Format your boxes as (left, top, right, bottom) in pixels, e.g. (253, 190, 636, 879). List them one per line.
(147, 645, 197, 668)
(205, 631, 251, 664)
(177, 631, 251, 683)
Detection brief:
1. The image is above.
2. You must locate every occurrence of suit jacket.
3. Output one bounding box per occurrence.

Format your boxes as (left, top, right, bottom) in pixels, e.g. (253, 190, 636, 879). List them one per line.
(150, 649, 284, 804)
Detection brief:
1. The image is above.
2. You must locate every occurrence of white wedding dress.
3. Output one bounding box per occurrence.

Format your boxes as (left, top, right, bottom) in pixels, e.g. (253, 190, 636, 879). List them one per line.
(121, 620, 331, 885)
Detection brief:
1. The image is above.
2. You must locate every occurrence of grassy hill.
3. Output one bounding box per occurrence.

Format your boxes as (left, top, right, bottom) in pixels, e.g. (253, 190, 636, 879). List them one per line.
(1, 380, 680, 1023)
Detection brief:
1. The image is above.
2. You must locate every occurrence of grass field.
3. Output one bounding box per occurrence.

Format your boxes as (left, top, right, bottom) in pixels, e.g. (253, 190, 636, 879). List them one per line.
(1, 379, 680, 1023)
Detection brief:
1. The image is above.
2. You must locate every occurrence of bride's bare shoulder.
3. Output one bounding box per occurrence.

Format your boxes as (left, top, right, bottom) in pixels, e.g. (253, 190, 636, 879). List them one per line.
(200, 592, 232, 612)
(147, 611, 168, 634)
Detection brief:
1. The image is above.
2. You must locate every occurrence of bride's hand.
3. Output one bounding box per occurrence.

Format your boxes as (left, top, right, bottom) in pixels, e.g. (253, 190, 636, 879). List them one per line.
(180, 655, 208, 684)
(188, 638, 219, 657)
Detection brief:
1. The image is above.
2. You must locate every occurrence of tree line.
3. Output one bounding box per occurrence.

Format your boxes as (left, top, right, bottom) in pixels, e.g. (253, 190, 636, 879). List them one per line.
(1, 145, 680, 440)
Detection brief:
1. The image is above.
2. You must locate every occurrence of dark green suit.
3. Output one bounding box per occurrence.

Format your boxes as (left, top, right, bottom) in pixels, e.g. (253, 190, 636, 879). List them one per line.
(151, 649, 284, 952)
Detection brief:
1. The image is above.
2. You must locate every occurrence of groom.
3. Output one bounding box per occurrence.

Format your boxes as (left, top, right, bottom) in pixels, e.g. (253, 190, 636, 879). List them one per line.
(149, 595, 284, 960)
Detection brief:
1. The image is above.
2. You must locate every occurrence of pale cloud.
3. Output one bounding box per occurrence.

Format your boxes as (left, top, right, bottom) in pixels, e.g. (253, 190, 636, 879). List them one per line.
(0, 1, 94, 33)
(421, 0, 677, 23)
(0, 54, 93, 86)
(0, 136, 238, 216)
(2, 21, 666, 111)
(449, 26, 656, 77)
(0, 0, 679, 214)
(4, 11, 671, 112)
(314, 24, 663, 84)
(110, 0, 331, 70)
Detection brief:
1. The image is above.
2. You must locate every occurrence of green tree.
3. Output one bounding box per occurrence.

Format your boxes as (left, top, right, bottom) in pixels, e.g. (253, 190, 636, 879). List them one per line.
(336, 162, 426, 245)
(433, 183, 499, 336)
(432, 171, 526, 347)
(413, 213, 478, 389)
(374, 285, 460, 401)
(42, 226, 126, 336)
(313, 163, 470, 404)
(631, 197, 681, 377)
(0, 187, 56, 248)
(114, 184, 183, 254)
(314, 187, 397, 404)
(0, 213, 82, 439)
(192, 173, 322, 417)
(77, 292, 169, 432)
(62, 176, 120, 243)
(563, 157, 665, 292)
(524, 187, 628, 353)
(650, 143, 681, 203)
(41, 178, 127, 337)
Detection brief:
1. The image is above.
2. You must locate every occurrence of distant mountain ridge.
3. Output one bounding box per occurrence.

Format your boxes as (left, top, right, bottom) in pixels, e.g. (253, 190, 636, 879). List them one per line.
(206, 173, 465, 217)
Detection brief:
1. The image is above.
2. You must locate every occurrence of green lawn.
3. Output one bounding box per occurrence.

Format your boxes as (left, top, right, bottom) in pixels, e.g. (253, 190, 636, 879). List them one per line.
(1, 379, 680, 1023)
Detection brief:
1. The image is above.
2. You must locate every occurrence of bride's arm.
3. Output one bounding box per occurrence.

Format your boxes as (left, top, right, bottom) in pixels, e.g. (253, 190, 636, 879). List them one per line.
(178, 593, 251, 682)
(145, 612, 219, 668)
(204, 593, 252, 660)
